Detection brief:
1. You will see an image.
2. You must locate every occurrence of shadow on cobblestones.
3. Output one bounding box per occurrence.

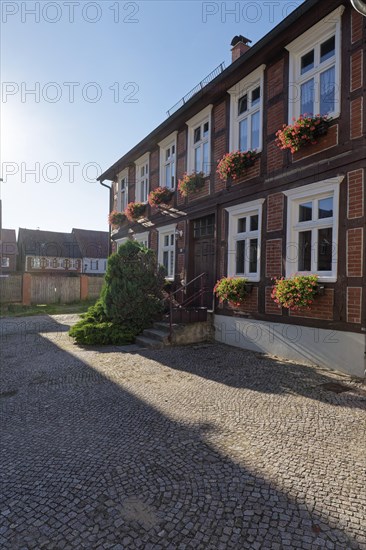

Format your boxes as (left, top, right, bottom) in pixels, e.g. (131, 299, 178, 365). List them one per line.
(1, 320, 365, 549)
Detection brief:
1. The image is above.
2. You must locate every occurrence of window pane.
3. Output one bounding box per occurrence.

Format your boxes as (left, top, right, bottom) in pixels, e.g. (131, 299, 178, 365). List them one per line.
(301, 79, 314, 115)
(171, 162, 175, 188)
(299, 202, 312, 222)
(239, 119, 248, 152)
(170, 250, 174, 277)
(238, 217, 246, 233)
(172, 145, 175, 155)
(170, 234, 174, 245)
(236, 240, 245, 274)
(318, 227, 333, 271)
(249, 239, 258, 273)
(251, 111, 260, 150)
(194, 127, 201, 143)
(203, 121, 209, 137)
(320, 66, 335, 115)
(163, 251, 168, 272)
(298, 231, 312, 271)
(203, 141, 209, 174)
(166, 149, 170, 161)
(320, 36, 335, 63)
(301, 50, 314, 74)
(238, 94, 248, 115)
(318, 197, 333, 219)
(165, 164, 170, 188)
(194, 146, 201, 172)
(164, 235, 169, 246)
(252, 87, 260, 106)
(250, 215, 258, 231)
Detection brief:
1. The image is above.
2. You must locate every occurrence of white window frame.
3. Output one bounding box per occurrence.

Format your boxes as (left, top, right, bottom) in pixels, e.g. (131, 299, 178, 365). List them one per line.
(135, 153, 150, 203)
(116, 169, 128, 211)
(228, 65, 265, 153)
(286, 6, 344, 121)
(186, 105, 213, 176)
(284, 177, 343, 283)
(115, 237, 128, 249)
(1, 257, 10, 268)
(157, 223, 176, 281)
(134, 231, 149, 248)
(158, 132, 178, 190)
(226, 199, 264, 282)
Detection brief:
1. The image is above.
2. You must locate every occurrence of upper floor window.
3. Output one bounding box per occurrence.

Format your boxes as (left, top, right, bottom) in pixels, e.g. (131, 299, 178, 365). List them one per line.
(286, 6, 344, 121)
(117, 170, 128, 211)
(159, 132, 177, 189)
(134, 231, 149, 248)
(186, 105, 212, 176)
(135, 153, 150, 203)
(226, 199, 264, 282)
(228, 65, 265, 153)
(284, 177, 343, 283)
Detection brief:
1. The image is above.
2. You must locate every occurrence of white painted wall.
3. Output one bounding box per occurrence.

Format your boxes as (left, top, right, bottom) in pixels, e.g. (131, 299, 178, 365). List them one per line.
(214, 315, 366, 378)
(82, 258, 107, 274)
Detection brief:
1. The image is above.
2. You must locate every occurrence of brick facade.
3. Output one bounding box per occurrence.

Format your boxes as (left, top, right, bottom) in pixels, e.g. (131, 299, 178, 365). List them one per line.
(347, 228, 363, 277)
(347, 169, 364, 219)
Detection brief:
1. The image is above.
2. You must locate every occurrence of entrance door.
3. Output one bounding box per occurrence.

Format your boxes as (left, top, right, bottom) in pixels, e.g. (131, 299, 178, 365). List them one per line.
(191, 215, 216, 309)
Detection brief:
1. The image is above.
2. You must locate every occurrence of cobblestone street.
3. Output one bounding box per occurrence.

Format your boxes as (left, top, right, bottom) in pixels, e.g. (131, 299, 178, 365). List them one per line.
(1, 315, 365, 549)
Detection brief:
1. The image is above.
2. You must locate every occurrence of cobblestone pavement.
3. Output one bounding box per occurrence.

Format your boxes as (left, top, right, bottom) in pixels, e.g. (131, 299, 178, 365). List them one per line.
(1, 315, 365, 549)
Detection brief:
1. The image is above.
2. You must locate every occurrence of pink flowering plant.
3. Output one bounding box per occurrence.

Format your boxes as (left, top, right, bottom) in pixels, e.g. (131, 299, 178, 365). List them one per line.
(271, 274, 319, 310)
(217, 150, 257, 181)
(214, 277, 249, 307)
(125, 202, 146, 222)
(275, 114, 330, 154)
(108, 210, 126, 227)
(148, 187, 173, 207)
(178, 172, 205, 197)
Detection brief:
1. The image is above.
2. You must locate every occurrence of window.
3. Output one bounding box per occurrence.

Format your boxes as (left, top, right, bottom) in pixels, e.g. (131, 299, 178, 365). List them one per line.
(286, 6, 344, 120)
(1, 257, 10, 268)
(52, 258, 60, 268)
(31, 257, 41, 269)
(135, 153, 150, 203)
(228, 65, 265, 153)
(226, 199, 264, 282)
(63, 258, 69, 269)
(284, 177, 343, 282)
(159, 132, 177, 189)
(134, 232, 149, 248)
(90, 260, 99, 270)
(117, 170, 128, 211)
(186, 105, 212, 176)
(158, 224, 176, 280)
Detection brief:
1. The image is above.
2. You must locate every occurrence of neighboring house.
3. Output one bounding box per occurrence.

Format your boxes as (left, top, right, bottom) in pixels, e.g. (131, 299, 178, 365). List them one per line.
(18, 228, 82, 273)
(0, 229, 18, 272)
(72, 228, 109, 274)
(98, 0, 365, 377)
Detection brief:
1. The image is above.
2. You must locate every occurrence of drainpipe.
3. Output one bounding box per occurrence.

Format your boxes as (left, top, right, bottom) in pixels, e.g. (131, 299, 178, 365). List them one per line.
(350, 0, 366, 16)
(99, 179, 113, 256)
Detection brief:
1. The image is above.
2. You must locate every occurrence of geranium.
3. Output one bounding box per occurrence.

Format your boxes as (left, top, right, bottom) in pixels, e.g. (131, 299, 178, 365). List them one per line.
(178, 172, 205, 197)
(275, 114, 330, 154)
(108, 210, 126, 226)
(148, 186, 173, 207)
(217, 150, 257, 181)
(271, 274, 319, 310)
(125, 202, 146, 222)
(214, 277, 249, 307)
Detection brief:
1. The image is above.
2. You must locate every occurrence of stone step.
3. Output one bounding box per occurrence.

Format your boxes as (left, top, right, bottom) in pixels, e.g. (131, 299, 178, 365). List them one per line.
(135, 336, 165, 349)
(153, 321, 177, 332)
(143, 328, 170, 342)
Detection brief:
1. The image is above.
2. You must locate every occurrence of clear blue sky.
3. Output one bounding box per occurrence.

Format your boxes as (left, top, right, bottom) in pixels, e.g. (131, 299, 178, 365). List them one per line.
(1, 0, 304, 234)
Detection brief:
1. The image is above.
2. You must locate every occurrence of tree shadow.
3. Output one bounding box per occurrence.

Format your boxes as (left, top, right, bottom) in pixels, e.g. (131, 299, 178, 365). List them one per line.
(0, 322, 364, 549)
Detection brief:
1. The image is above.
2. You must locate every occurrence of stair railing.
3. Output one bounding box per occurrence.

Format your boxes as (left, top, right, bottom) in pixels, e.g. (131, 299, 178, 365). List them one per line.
(167, 272, 207, 342)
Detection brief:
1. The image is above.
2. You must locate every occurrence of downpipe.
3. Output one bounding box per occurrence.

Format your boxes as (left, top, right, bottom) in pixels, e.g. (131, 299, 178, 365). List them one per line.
(350, 0, 366, 16)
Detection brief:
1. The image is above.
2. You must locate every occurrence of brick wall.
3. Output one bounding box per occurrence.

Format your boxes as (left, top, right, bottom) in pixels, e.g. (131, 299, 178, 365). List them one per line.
(347, 169, 364, 219)
(350, 50, 363, 92)
(347, 287, 362, 324)
(351, 10, 363, 43)
(347, 228, 363, 277)
(267, 193, 284, 232)
(150, 148, 159, 190)
(265, 287, 282, 315)
(350, 97, 363, 140)
(227, 287, 258, 314)
(293, 125, 338, 162)
(289, 290, 334, 321)
(265, 239, 283, 278)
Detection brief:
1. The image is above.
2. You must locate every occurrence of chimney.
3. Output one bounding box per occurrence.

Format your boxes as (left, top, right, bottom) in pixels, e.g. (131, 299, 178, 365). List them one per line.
(231, 35, 252, 63)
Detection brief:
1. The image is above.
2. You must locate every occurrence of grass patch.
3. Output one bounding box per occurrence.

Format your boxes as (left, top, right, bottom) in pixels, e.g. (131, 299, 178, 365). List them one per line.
(0, 300, 97, 318)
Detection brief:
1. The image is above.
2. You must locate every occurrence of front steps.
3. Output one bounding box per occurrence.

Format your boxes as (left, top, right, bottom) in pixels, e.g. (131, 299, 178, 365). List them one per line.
(135, 318, 214, 349)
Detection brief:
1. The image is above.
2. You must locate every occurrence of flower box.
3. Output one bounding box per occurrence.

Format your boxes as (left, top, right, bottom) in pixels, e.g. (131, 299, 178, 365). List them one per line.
(125, 202, 146, 222)
(148, 187, 173, 207)
(275, 115, 331, 154)
(217, 150, 257, 182)
(178, 172, 205, 197)
(108, 210, 126, 227)
(214, 277, 249, 307)
(271, 274, 322, 311)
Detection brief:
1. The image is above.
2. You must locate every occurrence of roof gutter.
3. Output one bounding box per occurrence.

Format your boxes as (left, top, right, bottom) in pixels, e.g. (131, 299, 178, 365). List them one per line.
(99, 179, 113, 256)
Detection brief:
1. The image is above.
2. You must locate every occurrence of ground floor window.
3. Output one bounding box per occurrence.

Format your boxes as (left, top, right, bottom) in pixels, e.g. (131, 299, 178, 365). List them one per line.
(158, 224, 176, 280)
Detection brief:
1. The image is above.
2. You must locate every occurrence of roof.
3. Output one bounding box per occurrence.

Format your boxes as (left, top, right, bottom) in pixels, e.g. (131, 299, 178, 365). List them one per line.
(72, 228, 109, 258)
(17, 228, 81, 259)
(97, 0, 329, 182)
(1, 229, 18, 255)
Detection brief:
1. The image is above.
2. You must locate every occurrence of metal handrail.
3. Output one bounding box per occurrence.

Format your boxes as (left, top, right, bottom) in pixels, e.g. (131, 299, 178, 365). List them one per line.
(167, 272, 207, 342)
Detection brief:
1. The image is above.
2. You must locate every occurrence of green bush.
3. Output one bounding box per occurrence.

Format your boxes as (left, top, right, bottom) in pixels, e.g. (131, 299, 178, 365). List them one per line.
(69, 241, 165, 345)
